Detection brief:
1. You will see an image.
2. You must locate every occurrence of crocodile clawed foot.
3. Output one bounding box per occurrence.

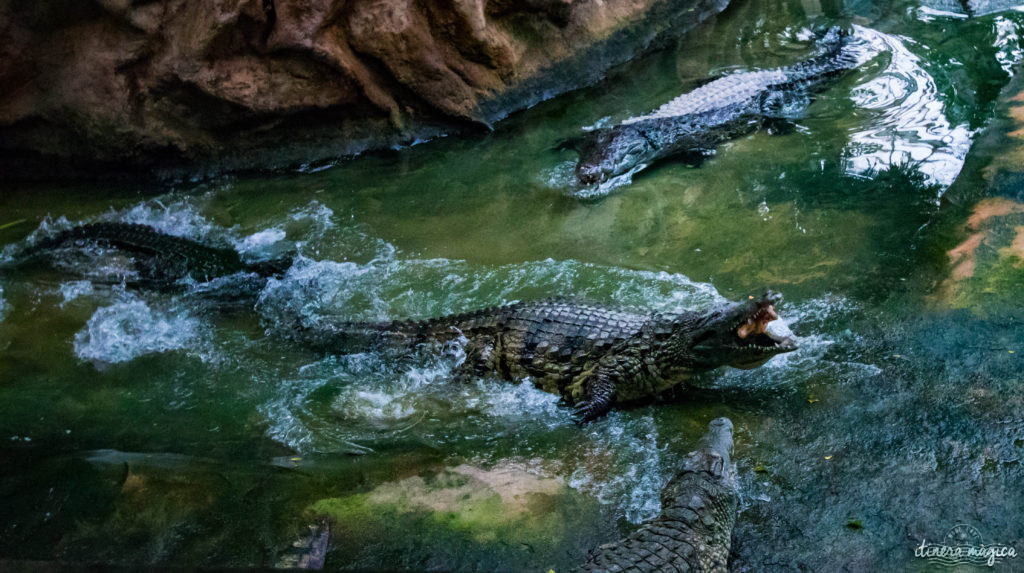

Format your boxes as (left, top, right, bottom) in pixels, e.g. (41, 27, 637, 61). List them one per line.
(572, 402, 596, 425)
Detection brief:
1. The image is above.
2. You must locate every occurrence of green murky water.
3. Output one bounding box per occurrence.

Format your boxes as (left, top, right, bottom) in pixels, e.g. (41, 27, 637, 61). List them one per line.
(2, 0, 1024, 569)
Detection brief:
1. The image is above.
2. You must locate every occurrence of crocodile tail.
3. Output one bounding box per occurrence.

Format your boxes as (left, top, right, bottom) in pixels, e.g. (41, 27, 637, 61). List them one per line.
(284, 314, 434, 353)
(283, 304, 506, 354)
(16, 224, 107, 257)
(778, 26, 857, 86)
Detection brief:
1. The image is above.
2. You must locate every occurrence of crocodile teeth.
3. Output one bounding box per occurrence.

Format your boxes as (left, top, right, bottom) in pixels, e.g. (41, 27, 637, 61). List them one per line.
(736, 304, 779, 339)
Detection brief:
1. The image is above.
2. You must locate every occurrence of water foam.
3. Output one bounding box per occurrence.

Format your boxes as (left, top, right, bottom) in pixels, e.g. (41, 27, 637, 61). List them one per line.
(259, 352, 562, 454)
(59, 280, 95, 308)
(568, 414, 671, 523)
(73, 295, 204, 367)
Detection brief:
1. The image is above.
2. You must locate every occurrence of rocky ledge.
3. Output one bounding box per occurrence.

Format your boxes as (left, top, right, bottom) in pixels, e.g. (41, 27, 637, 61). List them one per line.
(0, 0, 729, 180)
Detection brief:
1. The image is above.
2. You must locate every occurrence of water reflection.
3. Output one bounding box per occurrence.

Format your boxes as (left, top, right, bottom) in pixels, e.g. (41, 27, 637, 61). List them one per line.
(844, 26, 977, 188)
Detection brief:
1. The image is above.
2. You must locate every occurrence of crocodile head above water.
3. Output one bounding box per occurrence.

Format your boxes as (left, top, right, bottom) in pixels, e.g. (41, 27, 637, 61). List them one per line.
(682, 290, 797, 371)
(573, 123, 655, 185)
(575, 417, 738, 572)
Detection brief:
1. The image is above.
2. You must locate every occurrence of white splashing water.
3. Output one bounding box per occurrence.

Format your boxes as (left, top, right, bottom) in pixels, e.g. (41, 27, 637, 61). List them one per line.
(59, 281, 95, 308)
(0, 216, 73, 262)
(0, 283, 6, 323)
(844, 26, 975, 190)
(582, 116, 613, 131)
(569, 414, 671, 523)
(115, 198, 218, 241)
(258, 247, 724, 333)
(260, 349, 572, 454)
(235, 228, 288, 258)
(288, 200, 337, 238)
(73, 296, 203, 367)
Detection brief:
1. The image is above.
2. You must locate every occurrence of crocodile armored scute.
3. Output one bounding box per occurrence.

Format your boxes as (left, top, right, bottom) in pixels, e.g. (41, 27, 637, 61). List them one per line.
(575, 418, 738, 572)
(289, 293, 797, 421)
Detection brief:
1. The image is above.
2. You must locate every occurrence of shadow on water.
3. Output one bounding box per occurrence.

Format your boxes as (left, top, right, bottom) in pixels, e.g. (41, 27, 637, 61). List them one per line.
(2, 0, 1024, 569)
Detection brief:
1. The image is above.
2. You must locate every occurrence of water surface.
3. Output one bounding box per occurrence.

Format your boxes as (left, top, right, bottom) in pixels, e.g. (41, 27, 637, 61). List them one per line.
(1, 0, 1024, 569)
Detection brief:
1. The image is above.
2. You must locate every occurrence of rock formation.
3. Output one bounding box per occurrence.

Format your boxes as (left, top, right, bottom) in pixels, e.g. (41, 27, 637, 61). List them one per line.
(0, 0, 730, 180)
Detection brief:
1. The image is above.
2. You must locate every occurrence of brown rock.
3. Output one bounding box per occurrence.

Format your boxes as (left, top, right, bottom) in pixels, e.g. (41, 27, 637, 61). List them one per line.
(0, 0, 730, 180)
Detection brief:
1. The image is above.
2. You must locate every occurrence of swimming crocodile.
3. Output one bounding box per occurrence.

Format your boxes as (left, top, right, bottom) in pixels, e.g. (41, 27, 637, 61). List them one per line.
(576, 417, 738, 572)
(11, 222, 292, 287)
(568, 26, 860, 188)
(287, 292, 796, 422)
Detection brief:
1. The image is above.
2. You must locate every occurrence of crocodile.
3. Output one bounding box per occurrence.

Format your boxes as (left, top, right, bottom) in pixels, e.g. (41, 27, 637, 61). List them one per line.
(11, 222, 292, 287)
(568, 26, 860, 188)
(287, 292, 796, 421)
(576, 417, 738, 572)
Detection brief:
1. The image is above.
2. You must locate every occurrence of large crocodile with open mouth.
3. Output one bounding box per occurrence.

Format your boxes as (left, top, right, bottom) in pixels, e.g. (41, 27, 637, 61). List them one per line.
(9, 222, 292, 287)
(287, 292, 796, 422)
(567, 26, 860, 189)
(576, 417, 738, 572)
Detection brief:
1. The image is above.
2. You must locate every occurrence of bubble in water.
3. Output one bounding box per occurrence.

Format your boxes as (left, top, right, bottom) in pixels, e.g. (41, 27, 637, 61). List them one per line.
(73, 296, 203, 367)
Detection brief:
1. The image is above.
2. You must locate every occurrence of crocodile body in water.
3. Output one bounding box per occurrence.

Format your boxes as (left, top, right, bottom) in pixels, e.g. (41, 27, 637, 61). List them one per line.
(9, 222, 292, 287)
(568, 27, 860, 190)
(576, 417, 738, 572)
(288, 293, 796, 421)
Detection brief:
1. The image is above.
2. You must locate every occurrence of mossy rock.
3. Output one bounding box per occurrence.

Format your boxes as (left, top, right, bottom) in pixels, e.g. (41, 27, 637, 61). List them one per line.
(310, 463, 606, 570)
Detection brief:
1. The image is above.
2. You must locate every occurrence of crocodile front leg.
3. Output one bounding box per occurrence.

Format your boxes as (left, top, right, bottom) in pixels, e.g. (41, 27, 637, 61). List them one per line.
(572, 366, 617, 423)
(570, 349, 650, 423)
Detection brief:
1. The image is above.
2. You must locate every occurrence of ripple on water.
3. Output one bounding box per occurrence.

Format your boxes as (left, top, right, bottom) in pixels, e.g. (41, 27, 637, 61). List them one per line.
(260, 342, 672, 523)
(844, 25, 980, 189)
(995, 15, 1023, 75)
(568, 414, 671, 523)
(541, 159, 649, 200)
(259, 350, 574, 454)
(73, 294, 205, 368)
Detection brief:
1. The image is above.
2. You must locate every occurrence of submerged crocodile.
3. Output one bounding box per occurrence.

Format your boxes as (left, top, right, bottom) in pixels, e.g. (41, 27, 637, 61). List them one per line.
(576, 417, 738, 572)
(12, 222, 292, 287)
(568, 26, 860, 187)
(288, 292, 796, 421)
